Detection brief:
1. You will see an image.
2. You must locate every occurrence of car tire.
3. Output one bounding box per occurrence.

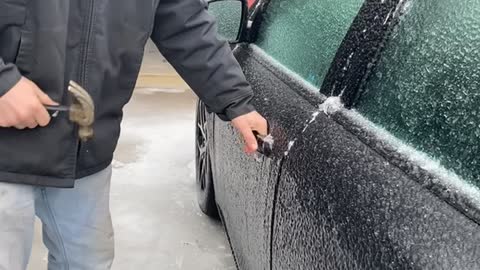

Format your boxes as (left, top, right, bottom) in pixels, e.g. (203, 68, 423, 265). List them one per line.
(195, 101, 219, 218)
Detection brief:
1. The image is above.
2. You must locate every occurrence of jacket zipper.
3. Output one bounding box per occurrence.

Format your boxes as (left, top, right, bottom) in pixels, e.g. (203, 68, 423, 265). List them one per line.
(74, 0, 95, 178)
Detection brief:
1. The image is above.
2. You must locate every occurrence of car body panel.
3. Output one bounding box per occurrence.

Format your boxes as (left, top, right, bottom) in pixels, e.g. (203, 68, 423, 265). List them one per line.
(213, 119, 277, 269)
(214, 44, 480, 268)
(213, 44, 328, 269)
(204, 0, 480, 268)
(273, 108, 480, 269)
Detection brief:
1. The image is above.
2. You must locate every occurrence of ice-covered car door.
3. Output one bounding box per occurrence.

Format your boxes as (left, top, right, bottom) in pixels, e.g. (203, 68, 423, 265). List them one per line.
(212, 0, 365, 268)
(272, 0, 480, 269)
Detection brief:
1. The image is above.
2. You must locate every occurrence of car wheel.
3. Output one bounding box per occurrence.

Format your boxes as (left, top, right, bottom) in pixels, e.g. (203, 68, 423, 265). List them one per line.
(195, 101, 219, 218)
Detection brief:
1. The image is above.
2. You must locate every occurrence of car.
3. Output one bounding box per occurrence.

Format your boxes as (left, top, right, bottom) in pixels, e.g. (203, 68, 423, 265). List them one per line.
(197, 0, 480, 269)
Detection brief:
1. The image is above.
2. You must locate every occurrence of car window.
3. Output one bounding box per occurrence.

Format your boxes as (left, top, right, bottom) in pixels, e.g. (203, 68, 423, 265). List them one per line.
(208, 0, 243, 41)
(357, 0, 480, 186)
(255, 0, 364, 87)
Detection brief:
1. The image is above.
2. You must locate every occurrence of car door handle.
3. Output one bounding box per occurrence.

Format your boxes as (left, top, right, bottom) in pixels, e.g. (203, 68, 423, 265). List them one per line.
(255, 133, 274, 157)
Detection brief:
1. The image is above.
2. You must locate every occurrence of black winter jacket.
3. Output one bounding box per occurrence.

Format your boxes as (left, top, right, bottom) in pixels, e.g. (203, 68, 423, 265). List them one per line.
(0, 0, 254, 187)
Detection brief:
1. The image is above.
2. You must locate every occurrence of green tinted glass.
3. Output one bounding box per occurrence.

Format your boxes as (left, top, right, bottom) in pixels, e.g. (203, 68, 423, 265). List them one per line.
(208, 0, 243, 42)
(358, 0, 480, 185)
(256, 0, 364, 87)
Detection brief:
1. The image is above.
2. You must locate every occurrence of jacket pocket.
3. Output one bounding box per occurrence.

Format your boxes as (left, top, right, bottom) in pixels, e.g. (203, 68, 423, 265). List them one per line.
(0, 0, 27, 63)
(15, 29, 33, 75)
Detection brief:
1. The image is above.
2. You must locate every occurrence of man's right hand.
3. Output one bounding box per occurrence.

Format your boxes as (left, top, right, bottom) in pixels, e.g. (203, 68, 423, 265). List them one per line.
(0, 77, 57, 129)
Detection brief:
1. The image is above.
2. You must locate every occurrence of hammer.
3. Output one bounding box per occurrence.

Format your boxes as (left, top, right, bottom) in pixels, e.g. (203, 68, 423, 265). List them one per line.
(45, 81, 95, 141)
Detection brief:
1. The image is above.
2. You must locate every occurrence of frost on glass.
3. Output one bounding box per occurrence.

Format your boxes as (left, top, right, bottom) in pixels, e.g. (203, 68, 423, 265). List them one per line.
(208, 0, 242, 42)
(358, 0, 480, 186)
(256, 0, 363, 87)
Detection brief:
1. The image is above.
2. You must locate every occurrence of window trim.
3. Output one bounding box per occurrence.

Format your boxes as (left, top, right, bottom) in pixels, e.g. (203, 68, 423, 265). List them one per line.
(319, 0, 407, 108)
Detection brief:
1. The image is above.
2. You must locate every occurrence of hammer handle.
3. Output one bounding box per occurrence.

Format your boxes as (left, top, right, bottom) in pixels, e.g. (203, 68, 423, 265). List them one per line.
(45, 105, 70, 112)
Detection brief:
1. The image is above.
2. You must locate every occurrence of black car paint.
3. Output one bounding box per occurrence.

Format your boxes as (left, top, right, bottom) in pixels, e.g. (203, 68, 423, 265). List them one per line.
(273, 106, 480, 269)
(212, 45, 318, 269)
(210, 45, 480, 269)
(201, 0, 480, 269)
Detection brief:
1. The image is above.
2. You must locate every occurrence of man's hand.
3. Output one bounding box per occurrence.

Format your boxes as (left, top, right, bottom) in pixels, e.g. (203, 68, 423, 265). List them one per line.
(231, 111, 268, 154)
(0, 77, 57, 129)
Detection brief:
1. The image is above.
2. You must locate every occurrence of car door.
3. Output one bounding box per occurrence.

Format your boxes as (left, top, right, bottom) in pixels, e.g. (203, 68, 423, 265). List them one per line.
(212, 0, 365, 268)
(211, 50, 312, 269)
(272, 0, 480, 269)
(212, 42, 322, 270)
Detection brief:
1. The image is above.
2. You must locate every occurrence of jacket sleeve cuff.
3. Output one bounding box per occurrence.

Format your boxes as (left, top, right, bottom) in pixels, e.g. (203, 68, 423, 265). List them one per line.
(0, 62, 21, 97)
(216, 95, 256, 121)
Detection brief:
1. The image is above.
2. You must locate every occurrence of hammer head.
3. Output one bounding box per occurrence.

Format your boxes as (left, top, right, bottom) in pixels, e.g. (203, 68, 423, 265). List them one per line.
(67, 81, 95, 141)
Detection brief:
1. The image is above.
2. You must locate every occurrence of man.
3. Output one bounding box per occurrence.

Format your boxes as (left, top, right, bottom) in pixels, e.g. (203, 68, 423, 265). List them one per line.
(0, 0, 267, 269)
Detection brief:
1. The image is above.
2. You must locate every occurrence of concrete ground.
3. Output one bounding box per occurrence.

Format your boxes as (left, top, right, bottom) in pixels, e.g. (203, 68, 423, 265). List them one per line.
(28, 42, 236, 270)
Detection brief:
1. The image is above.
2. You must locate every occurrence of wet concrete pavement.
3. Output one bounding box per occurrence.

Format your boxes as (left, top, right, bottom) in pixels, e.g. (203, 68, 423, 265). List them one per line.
(112, 89, 235, 270)
(28, 45, 236, 270)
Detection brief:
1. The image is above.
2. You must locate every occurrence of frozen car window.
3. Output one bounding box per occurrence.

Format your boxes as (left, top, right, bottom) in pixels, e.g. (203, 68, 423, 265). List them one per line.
(256, 0, 363, 87)
(208, 0, 243, 41)
(357, 0, 480, 186)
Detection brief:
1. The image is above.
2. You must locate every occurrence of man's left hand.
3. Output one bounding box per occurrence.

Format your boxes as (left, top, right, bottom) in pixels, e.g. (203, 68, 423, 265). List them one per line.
(231, 111, 268, 154)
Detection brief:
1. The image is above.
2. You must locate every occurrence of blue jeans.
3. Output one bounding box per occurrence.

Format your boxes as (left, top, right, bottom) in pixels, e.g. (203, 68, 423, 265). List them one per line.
(0, 166, 114, 270)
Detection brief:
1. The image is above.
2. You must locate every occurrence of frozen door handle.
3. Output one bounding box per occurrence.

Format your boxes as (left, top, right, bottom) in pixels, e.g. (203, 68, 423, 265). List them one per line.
(255, 132, 274, 157)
